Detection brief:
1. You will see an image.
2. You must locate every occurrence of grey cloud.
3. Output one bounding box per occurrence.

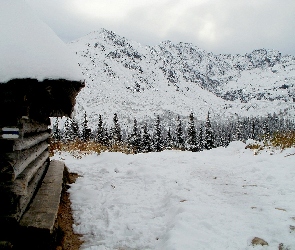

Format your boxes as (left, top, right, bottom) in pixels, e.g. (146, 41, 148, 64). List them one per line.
(26, 0, 295, 56)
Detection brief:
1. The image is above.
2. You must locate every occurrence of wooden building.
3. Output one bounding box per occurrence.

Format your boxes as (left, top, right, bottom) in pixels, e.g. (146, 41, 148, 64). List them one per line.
(0, 1, 84, 248)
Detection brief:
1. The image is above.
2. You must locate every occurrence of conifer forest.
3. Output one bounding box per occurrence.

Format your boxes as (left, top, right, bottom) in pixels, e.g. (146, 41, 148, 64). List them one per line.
(52, 112, 295, 153)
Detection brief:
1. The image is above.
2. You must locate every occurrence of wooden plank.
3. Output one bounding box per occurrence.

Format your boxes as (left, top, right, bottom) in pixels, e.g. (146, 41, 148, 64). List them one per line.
(19, 118, 49, 136)
(7, 151, 49, 195)
(0, 141, 48, 181)
(0, 131, 50, 152)
(13, 132, 50, 151)
(12, 161, 48, 222)
(20, 160, 65, 233)
(0, 160, 48, 222)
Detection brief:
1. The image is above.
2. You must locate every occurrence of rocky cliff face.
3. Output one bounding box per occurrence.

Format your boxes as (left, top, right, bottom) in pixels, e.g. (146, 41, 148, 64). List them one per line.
(68, 29, 295, 126)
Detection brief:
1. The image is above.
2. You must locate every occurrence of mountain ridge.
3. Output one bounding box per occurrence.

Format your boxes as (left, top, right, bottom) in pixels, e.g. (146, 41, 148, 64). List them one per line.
(68, 28, 295, 128)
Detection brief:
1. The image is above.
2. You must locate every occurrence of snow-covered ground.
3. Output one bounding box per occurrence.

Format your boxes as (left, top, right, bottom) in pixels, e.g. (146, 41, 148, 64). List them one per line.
(52, 142, 295, 250)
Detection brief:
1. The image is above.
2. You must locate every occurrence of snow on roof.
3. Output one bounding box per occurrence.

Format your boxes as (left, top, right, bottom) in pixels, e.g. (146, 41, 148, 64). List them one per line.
(0, 0, 83, 83)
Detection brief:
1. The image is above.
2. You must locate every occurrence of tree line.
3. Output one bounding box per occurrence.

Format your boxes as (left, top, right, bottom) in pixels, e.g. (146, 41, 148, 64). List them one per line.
(52, 111, 295, 153)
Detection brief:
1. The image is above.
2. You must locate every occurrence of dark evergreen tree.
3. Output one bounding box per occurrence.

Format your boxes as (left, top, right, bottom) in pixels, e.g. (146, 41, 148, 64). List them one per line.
(81, 111, 91, 141)
(204, 112, 215, 150)
(175, 116, 184, 149)
(271, 112, 280, 133)
(141, 123, 152, 152)
(101, 127, 110, 146)
(111, 113, 122, 143)
(70, 118, 80, 141)
(95, 114, 105, 144)
(95, 115, 109, 146)
(187, 112, 197, 151)
(63, 117, 71, 142)
(128, 118, 141, 153)
(220, 128, 229, 147)
(243, 117, 251, 141)
(214, 126, 223, 148)
(234, 119, 243, 141)
(262, 118, 270, 141)
(52, 118, 61, 142)
(198, 126, 204, 151)
(165, 127, 174, 149)
(278, 116, 286, 133)
(250, 120, 256, 140)
(152, 115, 163, 152)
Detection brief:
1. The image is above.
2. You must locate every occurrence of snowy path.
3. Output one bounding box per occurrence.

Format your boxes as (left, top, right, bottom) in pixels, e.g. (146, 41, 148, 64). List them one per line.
(53, 142, 295, 250)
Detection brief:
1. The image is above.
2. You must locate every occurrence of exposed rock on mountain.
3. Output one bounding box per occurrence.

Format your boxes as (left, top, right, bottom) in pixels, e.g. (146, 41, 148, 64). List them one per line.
(68, 29, 295, 127)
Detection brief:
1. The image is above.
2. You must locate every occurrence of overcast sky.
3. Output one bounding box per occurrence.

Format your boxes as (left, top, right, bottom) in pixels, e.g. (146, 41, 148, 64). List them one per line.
(26, 0, 295, 56)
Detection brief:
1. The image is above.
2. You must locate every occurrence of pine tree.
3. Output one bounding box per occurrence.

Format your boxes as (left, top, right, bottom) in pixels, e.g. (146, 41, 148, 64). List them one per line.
(52, 118, 61, 142)
(250, 120, 256, 140)
(63, 117, 71, 142)
(271, 112, 280, 133)
(100, 127, 110, 146)
(94, 115, 109, 146)
(111, 113, 122, 143)
(70, 118, 80, 141)
(204, 112, 215, 150)
(153, 115, 163, 152)
(165, 127, 174, 149)
(128, 118, 141, 153)
(198, 126, 204, 151)
(81, 111, 91, 141)
(141, 123, 152, 152)
(262, 118, 270, 142)
(95, 114, 104, 144)
(187, 112, 197, 151)
(175, 116, 184, 150)
(225, 126, 231, 147)
(214, 127, 223, 148)
(234, 119, 243, 141)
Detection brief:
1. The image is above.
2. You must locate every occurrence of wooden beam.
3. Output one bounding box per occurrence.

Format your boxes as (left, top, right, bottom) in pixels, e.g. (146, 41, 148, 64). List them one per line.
(0, 153, 49, 215)
(0, 141, 48, 181)
(13, 132, 50, 151)
(9, 161, 48, 222)
(19, 118, 50, 136)
(20, 160, 65, 233)
(0, 132, 50, 152)
(3, 150, 49, 196)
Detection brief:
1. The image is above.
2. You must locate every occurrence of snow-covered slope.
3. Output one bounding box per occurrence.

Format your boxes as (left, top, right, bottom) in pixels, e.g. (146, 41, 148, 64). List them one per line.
(68, 29, 295, 127)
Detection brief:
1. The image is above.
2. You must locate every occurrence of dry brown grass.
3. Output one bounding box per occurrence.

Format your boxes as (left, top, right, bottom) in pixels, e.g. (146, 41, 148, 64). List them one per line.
(246, 131, 295, 153)
(49, 140, 102, 157)
(245, 143, 264, 150)
(49, 140, 135, 157)
(108, 142, 135, 154)
(270, 131, 295, 149)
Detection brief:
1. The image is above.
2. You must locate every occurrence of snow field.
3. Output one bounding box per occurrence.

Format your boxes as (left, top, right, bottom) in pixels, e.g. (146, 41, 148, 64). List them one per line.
(52, 142, 295, 249)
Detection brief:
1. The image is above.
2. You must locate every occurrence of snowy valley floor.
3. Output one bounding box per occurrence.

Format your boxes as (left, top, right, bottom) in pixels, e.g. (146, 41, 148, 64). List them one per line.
(52, 142, 295, 250)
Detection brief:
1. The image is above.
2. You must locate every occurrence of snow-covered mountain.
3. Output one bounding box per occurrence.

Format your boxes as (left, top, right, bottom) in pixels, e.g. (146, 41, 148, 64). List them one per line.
(68, 29, 295, 128)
